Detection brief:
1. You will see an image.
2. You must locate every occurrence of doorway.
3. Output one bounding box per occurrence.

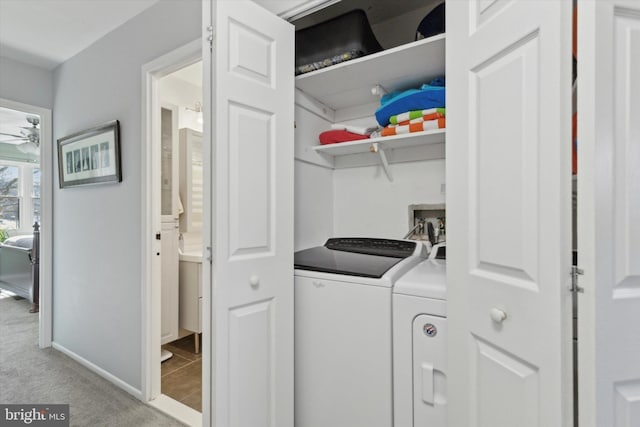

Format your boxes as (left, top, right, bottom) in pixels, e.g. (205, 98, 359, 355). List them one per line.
(157, 60, 204, 411)
(0, 99, 52, 349)
(141, 40, 207, 426)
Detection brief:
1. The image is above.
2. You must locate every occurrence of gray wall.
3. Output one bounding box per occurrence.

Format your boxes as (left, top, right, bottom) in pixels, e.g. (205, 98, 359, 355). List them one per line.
(0, 56, 54, 109)
(52, 0, 201, 391)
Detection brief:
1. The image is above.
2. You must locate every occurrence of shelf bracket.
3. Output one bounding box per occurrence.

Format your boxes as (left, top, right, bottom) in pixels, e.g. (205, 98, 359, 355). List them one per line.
(371, 84, 388, 98)
(370, 142, 393, 182)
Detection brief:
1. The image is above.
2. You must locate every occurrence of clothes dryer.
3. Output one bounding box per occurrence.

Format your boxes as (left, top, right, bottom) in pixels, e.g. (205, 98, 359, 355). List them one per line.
(393, 244, 447, 427)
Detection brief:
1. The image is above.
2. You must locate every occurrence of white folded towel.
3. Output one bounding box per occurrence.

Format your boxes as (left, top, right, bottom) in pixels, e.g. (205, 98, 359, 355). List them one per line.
(330, 123, 378, 136)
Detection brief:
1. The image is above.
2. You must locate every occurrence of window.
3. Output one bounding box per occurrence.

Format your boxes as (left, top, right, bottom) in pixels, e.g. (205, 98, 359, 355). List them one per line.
(0, 165, 20, 229)
(0, 161, 40, 232)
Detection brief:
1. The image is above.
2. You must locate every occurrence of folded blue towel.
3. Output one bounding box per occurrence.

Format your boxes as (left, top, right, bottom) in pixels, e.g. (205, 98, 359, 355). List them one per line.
(376, 80, 446, 127)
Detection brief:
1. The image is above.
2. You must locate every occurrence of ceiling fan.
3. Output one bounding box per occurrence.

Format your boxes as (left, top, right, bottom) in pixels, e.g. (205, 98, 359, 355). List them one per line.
(0, 116, 40, 155)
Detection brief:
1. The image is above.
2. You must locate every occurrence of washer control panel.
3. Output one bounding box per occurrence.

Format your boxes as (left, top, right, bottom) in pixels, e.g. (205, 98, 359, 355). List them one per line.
(325, 238, 418, 258)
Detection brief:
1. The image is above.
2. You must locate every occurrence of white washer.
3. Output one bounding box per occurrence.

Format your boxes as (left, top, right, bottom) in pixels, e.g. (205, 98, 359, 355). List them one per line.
(294, 238, 427, 427)
(393, 244, 447, 427)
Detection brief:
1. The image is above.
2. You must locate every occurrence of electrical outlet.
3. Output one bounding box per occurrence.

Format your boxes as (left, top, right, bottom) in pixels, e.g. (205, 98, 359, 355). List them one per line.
(440, 183, 446, 194)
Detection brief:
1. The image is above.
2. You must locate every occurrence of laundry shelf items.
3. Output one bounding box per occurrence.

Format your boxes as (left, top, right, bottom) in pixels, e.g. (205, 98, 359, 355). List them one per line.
(296, 33, 446, 181)
(295, 34, 446, 111)
(312, 129, 446, 181)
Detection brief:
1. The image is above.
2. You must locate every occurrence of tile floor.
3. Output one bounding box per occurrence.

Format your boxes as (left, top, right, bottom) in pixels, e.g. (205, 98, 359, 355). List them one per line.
(161, 334, 202, 412)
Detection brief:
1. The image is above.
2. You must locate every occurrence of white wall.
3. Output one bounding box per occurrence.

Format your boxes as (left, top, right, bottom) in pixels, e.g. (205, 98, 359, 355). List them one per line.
(294, 159, 446, 246)
(371, 2, 442, 49)
(0, 57, 53, 109)
(294, 160, 333, 250)
(293, 93, 336, 250)
(51, 1, 201, 392)
(333, 159, 445, 238)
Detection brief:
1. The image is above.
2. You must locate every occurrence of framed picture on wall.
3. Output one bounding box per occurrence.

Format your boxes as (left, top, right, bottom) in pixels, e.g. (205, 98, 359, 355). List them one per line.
(57, 120, 121, 188)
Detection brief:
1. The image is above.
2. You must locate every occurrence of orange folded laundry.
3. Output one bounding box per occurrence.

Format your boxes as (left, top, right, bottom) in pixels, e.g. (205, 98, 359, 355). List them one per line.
(394, 111, 445, 126)
(319, 129, 370, 145)
(381, 118, 446, 137)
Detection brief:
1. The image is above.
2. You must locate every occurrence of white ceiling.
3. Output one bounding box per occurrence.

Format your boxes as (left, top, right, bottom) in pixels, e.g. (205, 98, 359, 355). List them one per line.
(0, 0, 159, 70)
(166, 61, 202, 88)
(0, 0, 439, 70)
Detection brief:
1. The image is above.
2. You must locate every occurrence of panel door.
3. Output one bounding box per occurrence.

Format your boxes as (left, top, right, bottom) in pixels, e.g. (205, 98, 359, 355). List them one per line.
(446, 1, 574, 426)
(577, 2, 640, 426)
(208, 2, 294, 427)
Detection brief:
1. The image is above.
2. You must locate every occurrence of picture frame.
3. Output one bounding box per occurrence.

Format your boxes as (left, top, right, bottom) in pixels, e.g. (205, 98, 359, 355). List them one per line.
(57, 120, 121, 188)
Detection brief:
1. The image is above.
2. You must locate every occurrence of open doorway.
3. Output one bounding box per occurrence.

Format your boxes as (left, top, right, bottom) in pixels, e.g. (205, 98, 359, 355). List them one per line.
(0, 100, 53, 349)
(141, 40, 206, 426)
(157, 60, 204, 412)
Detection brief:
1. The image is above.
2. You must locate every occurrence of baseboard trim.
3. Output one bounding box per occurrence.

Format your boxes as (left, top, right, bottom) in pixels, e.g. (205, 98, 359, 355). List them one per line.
(148, 394, 202, 427)
(51, 341, 142, 400)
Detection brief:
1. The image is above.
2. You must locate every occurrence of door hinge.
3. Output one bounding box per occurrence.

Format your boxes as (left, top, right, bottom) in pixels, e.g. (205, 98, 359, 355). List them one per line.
(206, 246, 213, 265)
(570, 266, 584, 294)
(206, 25, 214, 51)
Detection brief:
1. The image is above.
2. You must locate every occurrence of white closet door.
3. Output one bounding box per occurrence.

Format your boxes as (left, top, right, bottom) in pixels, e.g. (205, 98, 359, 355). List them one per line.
(446, 1, 573, 426)
(578, 2, 640, 427)
(208, 1, 294, 427)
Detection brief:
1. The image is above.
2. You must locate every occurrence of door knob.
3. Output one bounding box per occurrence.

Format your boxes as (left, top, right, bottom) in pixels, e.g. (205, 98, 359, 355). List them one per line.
(249, 275, 260, 288)
(490, 308, 507, 323)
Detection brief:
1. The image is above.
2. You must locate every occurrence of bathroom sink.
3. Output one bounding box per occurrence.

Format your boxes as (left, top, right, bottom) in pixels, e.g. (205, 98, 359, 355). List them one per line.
(178, 249, 203, 263)
(178, 232, 204, 263)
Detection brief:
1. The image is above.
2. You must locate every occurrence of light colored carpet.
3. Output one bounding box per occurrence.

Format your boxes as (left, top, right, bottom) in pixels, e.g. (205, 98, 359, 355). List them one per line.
(0, 293, 186, 427)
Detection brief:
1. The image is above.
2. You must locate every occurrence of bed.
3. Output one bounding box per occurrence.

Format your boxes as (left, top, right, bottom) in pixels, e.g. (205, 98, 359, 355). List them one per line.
(0, 235, 34, 301)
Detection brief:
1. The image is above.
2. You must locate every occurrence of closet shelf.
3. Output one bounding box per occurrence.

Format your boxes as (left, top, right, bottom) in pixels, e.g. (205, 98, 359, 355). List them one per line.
(312, 129, 445, 182)
(295, 33, 445, 111)
(312, 128, 446, 157)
